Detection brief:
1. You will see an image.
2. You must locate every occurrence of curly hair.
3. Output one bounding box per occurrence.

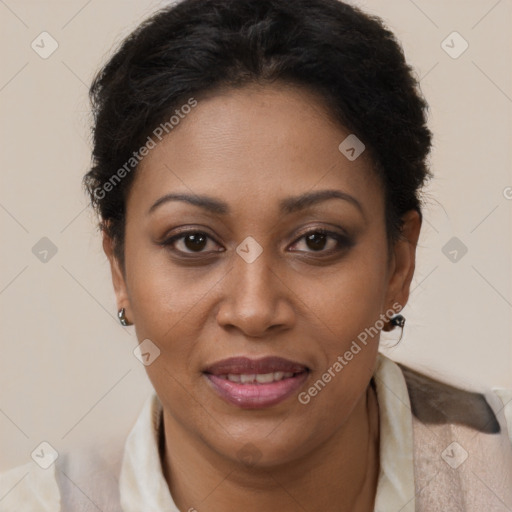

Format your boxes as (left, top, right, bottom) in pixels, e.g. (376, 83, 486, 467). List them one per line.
(83, 0, 433, 271)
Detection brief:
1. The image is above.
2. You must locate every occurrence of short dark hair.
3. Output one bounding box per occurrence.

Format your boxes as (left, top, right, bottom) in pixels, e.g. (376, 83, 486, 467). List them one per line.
(83, 0, 433, 270)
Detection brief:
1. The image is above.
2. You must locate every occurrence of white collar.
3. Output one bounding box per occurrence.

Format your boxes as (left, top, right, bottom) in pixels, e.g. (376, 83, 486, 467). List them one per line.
(119, 390, 179, 511)
(119, 352, 416, 511)
(373, 352, 416, 511)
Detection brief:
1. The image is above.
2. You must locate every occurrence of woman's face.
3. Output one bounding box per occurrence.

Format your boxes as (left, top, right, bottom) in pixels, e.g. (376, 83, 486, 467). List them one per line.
(105, 83, 419, 467)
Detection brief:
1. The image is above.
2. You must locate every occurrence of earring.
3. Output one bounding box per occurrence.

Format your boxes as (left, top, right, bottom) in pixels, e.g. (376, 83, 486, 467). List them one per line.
(118, 307, 132, 326)
(382, 314, 405, 343)
(390, 314, 405, 329)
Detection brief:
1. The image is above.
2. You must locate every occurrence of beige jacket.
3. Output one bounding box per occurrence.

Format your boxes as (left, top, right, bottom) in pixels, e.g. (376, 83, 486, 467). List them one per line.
(1, 353, 511, 511)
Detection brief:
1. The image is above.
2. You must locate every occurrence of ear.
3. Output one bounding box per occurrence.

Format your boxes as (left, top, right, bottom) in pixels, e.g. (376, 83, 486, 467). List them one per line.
(102, 228, 131, 319)
(385, 209, 422, 313)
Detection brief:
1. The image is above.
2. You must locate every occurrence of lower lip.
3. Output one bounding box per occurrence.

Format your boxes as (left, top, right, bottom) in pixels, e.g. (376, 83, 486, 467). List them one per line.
(204, 372, 309, 409)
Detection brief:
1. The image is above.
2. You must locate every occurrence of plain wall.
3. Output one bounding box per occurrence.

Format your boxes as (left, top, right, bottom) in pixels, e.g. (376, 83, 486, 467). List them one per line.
(0, 0, 511, 471)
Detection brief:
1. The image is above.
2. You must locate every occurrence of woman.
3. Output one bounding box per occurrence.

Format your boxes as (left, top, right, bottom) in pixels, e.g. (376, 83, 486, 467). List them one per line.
(1, 0, 511, 510)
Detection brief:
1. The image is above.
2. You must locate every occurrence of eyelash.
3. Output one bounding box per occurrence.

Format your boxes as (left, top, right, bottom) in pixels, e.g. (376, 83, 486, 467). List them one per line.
(160, 228, 352, 258)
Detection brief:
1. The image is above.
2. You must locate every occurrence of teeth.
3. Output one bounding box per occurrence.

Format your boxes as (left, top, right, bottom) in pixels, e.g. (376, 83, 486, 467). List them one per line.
(222, 371, 295, 384)
(256, 372, 275, 384)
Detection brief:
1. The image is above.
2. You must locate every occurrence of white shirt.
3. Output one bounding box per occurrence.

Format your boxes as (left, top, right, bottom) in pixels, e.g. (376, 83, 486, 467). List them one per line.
(1, 352, 511, 511)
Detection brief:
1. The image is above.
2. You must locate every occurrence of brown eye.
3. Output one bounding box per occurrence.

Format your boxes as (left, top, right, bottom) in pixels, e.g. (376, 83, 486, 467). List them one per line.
(181, 233, 208, 252)
(162, 231, 221, 254)
(290, 228, 352, 255)
(305, 231, 329, 251)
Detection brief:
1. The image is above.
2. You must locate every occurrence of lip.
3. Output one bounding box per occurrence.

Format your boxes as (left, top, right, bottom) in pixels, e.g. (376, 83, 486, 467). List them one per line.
(203, 356, 309, 375)
(203, 356, 310, 409)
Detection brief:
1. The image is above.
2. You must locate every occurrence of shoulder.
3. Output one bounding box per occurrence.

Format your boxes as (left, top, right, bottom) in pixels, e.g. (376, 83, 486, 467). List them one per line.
(388, 359, 512, 509)
(0, 440, 125, 512)
(0, 460, 60, 511)
(397, 361, 512, 442)
(491, 387, 512, 442)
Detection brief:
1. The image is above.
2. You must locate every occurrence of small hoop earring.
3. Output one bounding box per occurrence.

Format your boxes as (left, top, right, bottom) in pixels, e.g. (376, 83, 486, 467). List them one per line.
(118, 307, 131, 327)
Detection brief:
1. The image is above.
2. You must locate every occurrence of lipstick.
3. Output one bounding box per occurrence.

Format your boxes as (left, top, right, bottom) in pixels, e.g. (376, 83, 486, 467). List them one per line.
(203, 356, 310, 409)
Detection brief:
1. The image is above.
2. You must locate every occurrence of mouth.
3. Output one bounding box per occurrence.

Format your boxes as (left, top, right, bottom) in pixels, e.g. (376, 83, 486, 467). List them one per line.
(203, 356, 310, 409)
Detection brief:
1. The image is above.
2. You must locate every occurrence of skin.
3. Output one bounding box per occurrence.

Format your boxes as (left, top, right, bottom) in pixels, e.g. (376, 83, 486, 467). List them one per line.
(103, 82, 421, 512)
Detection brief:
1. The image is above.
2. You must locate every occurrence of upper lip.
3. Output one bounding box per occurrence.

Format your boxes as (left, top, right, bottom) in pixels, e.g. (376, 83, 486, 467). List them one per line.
(203, 356, 310, 375)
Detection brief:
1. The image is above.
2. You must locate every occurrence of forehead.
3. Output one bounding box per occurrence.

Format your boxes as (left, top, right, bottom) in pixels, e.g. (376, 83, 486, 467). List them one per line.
(126, 83, 383, 220)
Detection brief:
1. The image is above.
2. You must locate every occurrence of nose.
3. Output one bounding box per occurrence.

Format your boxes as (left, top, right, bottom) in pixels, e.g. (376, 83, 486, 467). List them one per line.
(216, 251, 295, 338)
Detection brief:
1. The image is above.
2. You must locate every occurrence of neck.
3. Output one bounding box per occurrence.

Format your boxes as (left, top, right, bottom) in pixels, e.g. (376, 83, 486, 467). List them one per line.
(160, 382, 380, 512)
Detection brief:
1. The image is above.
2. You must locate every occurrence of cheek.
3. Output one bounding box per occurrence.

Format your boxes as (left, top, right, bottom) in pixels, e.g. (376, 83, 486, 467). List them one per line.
(296, 234, 388, 409)
(307, 233, 389, 345)
(123, 241, 211, 366)
(125, 230, 209, 321)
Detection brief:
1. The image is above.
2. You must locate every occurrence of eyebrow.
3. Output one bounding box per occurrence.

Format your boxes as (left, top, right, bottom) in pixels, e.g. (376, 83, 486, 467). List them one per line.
(147, 189, 365, 218)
